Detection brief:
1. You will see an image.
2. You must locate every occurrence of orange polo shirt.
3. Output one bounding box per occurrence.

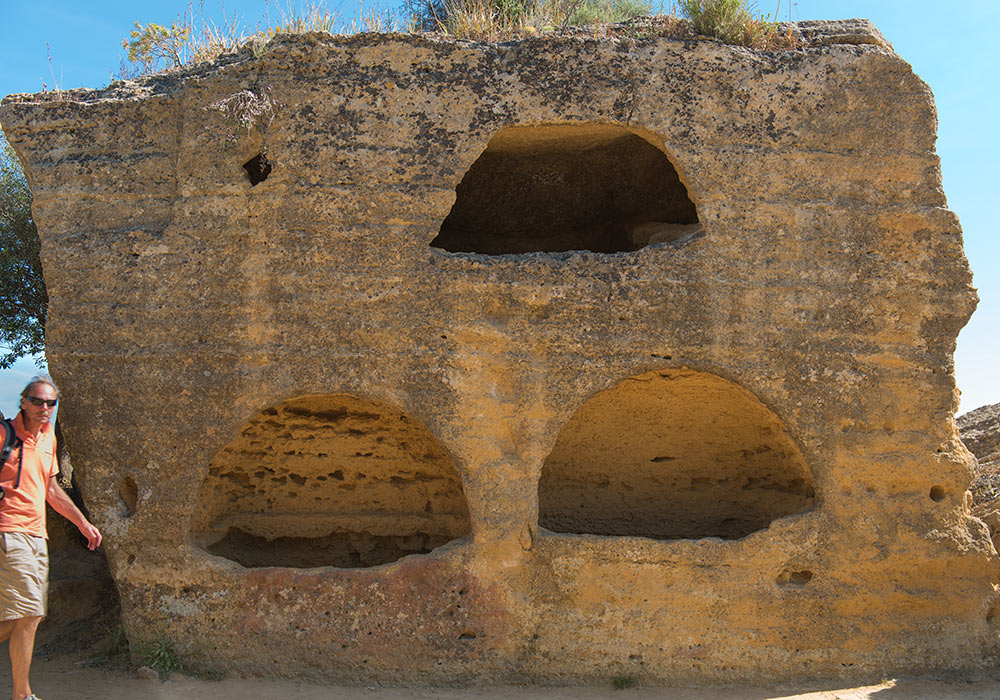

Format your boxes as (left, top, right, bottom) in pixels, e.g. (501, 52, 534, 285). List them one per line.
(0, 413, 58, 538)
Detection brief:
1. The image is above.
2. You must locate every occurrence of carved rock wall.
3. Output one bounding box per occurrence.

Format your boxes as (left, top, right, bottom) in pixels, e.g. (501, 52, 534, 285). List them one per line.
(1, 20, 996, 683)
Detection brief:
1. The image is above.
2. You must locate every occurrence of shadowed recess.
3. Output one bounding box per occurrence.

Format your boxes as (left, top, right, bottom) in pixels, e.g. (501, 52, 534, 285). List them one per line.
(538, 369, 815, 540)
(243, 152, 271, 185)
(192, 394, 471, 568)
(119, 476, 138, 517)
(430, 123, 699, 255)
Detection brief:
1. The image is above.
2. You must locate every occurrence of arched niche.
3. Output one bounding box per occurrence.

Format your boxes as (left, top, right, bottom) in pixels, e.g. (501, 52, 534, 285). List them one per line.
(430, 123, 699, 255)
(538, 369, 815, 540)
(191, 394, 471, 568)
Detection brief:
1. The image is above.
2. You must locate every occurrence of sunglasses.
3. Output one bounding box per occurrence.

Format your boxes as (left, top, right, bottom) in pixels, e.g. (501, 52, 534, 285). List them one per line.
(24, 396, 58, 408)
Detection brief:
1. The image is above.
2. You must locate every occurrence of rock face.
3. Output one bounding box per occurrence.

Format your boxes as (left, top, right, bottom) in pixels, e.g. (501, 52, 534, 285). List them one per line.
(1, 19, 996, 684)
(960, 403, 1000, 549)
(961, 403, 1000, 476)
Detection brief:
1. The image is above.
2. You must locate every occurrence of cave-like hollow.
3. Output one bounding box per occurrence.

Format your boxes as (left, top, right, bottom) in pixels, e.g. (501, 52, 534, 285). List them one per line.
(191, 394, 471, 568)
(538, 369, 816, 541)
(430, 123, 699, 255)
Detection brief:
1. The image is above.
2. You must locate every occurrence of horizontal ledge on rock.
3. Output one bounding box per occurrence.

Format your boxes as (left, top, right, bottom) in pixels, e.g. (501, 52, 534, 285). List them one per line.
(201, 511, 471, 540)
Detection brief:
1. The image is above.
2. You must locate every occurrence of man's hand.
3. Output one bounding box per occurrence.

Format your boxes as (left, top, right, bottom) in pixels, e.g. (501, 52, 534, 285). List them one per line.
(78, 520, 102, 551)
(46, 476, 103, 550)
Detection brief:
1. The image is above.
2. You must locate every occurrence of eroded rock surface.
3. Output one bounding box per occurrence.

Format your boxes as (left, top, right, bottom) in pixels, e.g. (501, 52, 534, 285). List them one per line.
(538, 369, 816, 540)
(961, 403, 1000, 476)
(193, 393, 471, 568)
(1, 19, 995, 684)
(960, 403, 1000, 548)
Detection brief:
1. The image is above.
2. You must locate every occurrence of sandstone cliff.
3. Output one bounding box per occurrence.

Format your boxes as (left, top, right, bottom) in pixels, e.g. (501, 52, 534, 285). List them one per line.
(1, 19, 995, 684)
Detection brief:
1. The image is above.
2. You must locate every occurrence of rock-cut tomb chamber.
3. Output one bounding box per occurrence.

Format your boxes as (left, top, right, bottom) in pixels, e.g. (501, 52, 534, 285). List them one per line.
(0, 18, 997, 684)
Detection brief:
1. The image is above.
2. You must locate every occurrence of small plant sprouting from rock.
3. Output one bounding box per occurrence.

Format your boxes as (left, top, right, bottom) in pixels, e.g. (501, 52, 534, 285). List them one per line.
(613, 673, 638, 689)
(205, 86, 281, 153)
(91, 624, 129, 666)
(120, 2, 248, 78)
(679, 0, 791, 48)
(411, 0, 652, 39)
(122, 22, 190, 75)
(115, 0, 799, 72)
(271, 1, 340, 33)
(141, 635, 185, 679)
(122, 20, 189, 74)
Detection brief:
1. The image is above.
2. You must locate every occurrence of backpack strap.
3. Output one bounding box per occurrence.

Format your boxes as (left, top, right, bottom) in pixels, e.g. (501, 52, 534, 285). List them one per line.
(0, 415, 16, 465)
(0, 413, 24, 499)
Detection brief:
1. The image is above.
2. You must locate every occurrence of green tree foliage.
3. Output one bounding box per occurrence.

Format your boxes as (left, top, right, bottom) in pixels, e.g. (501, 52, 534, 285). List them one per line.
(122, 20, 190, 75)
(0, 133, 47, 369)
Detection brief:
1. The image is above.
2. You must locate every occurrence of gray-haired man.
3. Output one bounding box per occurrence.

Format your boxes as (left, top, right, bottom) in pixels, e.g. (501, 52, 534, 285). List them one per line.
(0, 375, 101, 700)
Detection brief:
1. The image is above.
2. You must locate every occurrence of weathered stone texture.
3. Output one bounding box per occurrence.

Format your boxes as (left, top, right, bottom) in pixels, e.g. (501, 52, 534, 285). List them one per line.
(1, 19, 995, 683)
(961, 403, 1000, 551)
(962, 403, 1000, 475)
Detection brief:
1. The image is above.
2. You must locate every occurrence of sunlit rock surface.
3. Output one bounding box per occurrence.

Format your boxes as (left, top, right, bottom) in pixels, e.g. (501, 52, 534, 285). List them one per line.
(1, 19, 995, 684)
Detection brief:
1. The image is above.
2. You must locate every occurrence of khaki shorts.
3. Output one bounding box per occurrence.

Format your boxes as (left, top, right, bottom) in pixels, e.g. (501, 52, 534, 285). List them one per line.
(0, 532, 48, 620)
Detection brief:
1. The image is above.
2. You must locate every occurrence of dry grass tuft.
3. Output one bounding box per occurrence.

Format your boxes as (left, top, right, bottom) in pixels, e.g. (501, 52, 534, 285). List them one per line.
(412, 0, 658, 40)
(680, 0, 798, 48)
(118, 0, 801, 79)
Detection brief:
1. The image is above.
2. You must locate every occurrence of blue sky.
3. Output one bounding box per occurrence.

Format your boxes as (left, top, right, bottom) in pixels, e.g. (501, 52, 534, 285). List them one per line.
(0, 0, 997, 418)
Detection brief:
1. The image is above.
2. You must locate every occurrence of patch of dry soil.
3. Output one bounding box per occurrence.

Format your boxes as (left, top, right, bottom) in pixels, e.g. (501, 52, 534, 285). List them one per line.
(2, 653, 1000, 700)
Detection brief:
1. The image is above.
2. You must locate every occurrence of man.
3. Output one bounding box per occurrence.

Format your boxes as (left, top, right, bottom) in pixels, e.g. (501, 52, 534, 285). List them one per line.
(0, 376, 101, 700)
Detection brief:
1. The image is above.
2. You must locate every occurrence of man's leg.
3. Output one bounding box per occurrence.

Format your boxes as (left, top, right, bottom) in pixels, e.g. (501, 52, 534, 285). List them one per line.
(8, 616, 41, 700)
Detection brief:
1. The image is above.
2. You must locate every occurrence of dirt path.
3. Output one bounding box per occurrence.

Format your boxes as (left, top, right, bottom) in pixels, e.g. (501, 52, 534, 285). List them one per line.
(3, 653, 1000, 700)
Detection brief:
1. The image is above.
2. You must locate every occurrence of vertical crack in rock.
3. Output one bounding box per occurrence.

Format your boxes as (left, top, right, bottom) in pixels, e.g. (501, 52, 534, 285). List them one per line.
(119, 476, 138, 518)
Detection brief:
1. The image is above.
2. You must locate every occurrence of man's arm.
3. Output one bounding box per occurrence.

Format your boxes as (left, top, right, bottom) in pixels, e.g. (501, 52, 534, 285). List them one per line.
(45, 477, 102, 550)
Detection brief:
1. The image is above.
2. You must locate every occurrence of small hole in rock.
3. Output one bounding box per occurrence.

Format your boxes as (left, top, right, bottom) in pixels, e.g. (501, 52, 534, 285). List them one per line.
(243, 153, 272, 186)
(929, 485, 946, 502)
(119, 476, 138, 517)
(777, 570, 813, 586)
(789, 570, 813, 585)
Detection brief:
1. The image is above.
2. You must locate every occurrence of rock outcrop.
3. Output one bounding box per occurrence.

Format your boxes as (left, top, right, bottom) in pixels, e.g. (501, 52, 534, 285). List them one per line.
(961, 403, 1000, 476)
(1, 19, 995, 684)
(960, 403, 1000, 549)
